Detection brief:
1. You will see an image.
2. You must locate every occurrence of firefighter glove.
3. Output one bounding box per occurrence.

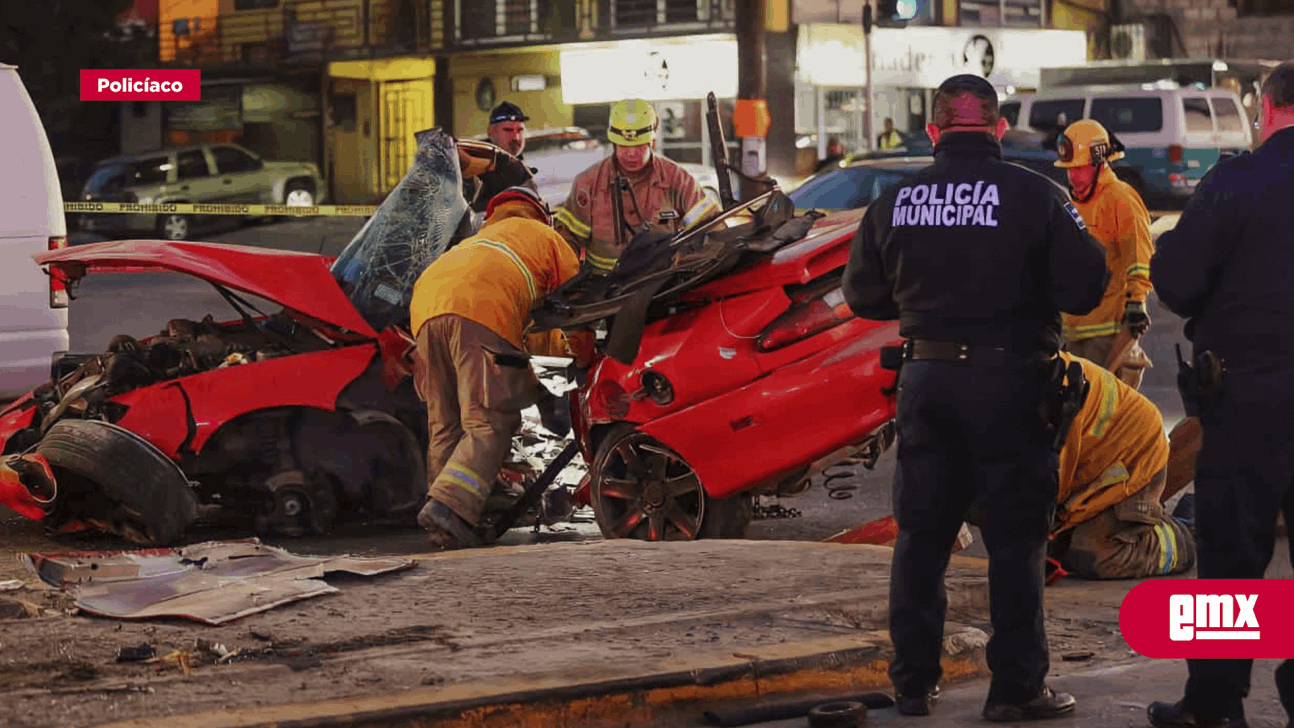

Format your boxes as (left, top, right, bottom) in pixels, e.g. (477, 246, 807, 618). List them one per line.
(1122, 300, 1150, 337)
(536, 390, 571, 438)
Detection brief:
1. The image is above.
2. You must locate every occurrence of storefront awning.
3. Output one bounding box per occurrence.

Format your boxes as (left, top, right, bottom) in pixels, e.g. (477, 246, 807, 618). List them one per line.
(797, 24, 1088, 89)
(328, 57, 435, 81)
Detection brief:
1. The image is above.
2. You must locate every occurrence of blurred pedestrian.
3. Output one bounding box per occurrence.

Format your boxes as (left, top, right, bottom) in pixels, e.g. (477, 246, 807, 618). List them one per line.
(843, 73, 1107, 722)
(814, 134, 846, 173)
(553, 99, 717, 273)
(877, 118, 904, 150)
(464, 101, 538, 212)
(1054, 119, 1154, 389)
(1146, 59, 1294, 728)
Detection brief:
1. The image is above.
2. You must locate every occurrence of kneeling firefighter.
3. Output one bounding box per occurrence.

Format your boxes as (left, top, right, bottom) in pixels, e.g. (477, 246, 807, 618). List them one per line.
(1048, 351, 1195, 579)
(408, 186, 593, 549)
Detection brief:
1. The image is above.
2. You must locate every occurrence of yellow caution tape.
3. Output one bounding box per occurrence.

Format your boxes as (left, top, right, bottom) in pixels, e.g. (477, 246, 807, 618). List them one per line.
(63, 201, 378, 217)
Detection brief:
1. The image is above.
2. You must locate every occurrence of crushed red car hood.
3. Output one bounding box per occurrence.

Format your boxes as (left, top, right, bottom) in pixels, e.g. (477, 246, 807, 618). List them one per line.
(36, 240, 376, 337)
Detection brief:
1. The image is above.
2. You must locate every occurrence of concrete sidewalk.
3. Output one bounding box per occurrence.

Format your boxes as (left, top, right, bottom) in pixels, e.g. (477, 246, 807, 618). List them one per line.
(1, 539, 1000, 728)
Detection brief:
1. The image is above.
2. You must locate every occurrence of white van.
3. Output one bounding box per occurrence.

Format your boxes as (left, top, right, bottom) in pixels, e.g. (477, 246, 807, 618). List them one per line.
(1000, 85, 1253, 206)
(0, 63, 69, 398)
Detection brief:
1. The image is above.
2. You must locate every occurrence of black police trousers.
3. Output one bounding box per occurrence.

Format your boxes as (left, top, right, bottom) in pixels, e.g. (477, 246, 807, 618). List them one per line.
(1182, 366, 1294, 720)
(888, 359, 1058, 705)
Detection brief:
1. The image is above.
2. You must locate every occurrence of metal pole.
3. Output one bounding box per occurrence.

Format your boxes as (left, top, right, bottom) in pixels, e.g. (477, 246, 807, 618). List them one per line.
(864, 2, 875, 153)
(736, 0, 770, 202)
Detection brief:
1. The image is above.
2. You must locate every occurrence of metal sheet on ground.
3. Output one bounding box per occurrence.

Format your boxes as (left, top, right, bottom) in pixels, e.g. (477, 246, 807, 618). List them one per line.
(21, 538, 414, 625)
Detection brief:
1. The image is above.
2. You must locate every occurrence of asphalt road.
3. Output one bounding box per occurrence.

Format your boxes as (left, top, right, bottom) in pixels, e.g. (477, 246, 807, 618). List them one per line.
(8, 215, 1288, 727)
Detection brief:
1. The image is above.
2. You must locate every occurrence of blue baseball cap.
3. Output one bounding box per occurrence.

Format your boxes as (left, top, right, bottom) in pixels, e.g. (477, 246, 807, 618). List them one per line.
(489, 101, 529, 124)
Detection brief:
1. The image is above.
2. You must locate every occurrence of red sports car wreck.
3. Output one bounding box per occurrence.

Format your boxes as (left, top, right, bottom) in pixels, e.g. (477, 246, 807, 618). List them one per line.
(0, 128, 902, 547)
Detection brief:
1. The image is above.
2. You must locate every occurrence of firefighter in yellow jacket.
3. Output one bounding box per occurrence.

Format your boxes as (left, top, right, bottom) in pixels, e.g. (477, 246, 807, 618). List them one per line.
(1055, 120, 1154, 389)
(1050, 352, 1195, 579)
(553, 99, 719, 273)
(409, 187, 584, 549)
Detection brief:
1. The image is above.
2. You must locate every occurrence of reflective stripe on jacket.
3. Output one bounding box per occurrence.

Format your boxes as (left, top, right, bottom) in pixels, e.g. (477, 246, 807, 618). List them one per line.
(1062, 166, 1153, 342)
(409, 216, 580, 353)
(553, 155, 718, 271)
(1054, 352, 1169, 534)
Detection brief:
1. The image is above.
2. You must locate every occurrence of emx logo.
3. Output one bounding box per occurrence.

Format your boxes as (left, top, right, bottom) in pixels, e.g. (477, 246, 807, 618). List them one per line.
(1121, 580, 1292, 658)
(1170, 594, 1259, 641)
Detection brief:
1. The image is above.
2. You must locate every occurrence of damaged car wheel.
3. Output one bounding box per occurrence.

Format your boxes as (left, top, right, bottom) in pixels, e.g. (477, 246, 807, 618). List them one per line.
(591, 426, 753, 541)
(37, 420, 199, 545)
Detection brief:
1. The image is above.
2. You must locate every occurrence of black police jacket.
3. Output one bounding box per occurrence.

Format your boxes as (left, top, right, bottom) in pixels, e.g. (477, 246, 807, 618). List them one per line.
(1152, 126, 1294, 367)
(464, 153, 539, 212)
(842, 131, 1109, 355)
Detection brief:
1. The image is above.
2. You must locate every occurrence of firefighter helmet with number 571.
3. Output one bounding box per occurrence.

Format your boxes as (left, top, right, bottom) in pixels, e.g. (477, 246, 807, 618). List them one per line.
(1055, 119, 1126, 168)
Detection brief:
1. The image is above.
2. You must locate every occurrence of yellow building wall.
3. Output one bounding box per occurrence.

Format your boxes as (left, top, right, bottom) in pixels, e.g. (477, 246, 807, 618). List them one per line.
(1050, 0, 1103, 58)
(328, 69, 435, 203)
(451, 50, 573, 138)
(158, 0, 219, 62)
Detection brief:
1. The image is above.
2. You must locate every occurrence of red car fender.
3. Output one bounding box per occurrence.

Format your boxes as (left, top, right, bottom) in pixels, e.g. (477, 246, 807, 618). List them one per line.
(0, 452, 55, 521)
(638, 321, 900, 499)
(112, 345, 378, 458)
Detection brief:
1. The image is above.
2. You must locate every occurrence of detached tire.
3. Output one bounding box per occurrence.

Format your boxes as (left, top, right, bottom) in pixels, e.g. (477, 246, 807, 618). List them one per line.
(38, 420, 198, 545)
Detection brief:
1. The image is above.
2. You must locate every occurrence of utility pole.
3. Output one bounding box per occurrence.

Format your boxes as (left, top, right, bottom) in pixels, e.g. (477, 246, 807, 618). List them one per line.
(863, 1, 875, 153)
(735, 0, 771, 202)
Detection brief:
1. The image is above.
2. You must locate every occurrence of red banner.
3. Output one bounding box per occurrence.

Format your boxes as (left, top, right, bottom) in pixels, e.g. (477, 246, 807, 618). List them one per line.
(1120, 579, 1294, 658)
(80, 69, 201, 101)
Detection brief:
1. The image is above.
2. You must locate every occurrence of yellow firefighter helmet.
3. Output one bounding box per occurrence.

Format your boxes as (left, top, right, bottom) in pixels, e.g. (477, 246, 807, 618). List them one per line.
(607, 99, 657, 147)
(1055, 119, 1125, 168)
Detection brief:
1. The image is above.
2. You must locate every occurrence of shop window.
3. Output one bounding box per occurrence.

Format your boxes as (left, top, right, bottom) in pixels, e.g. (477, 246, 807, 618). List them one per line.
(460, 0, 557, 38)
(234, 0, 278, 9)
(331, 94, 357, 132)
(959, 0, 1043, 27)
(1182, 98, 1214, 132)
(611, 0, 705, 27)
(1231, 0, 1294, 16)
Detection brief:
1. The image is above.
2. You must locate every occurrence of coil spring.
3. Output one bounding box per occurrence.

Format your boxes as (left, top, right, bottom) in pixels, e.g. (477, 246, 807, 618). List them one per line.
(822, 461, 859, 500)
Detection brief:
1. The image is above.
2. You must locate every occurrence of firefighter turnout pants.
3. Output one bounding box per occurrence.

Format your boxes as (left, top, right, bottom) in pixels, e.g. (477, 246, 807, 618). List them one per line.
(1055, 469, 1195, 579)
(413, 314, 542, 526)
(889, 359, 1057, 707)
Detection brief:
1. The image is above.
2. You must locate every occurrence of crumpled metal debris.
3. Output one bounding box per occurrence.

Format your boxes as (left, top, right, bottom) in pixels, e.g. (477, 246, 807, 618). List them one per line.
(21, 538, 415, 625)
(0, 578, 24, 591)
(518, 363, 588, 491)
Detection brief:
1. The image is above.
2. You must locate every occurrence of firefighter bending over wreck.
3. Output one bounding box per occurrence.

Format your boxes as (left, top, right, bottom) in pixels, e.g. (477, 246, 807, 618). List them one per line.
(1046, 351, 1195, 579)
(553, 98, 719, 273)
(409, 186, 588, 549)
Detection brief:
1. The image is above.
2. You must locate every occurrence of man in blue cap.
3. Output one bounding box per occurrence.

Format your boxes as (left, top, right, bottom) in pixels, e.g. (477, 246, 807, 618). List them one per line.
(464, 101, 538, 212)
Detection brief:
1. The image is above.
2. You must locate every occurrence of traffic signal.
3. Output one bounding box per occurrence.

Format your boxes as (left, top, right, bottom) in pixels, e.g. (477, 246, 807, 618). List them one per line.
(875, 0, 921, 26)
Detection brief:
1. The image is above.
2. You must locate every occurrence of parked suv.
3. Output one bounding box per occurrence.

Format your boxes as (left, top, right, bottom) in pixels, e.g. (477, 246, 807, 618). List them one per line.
(79, 143, 326, 240)
(1000, 85, 1253, 206)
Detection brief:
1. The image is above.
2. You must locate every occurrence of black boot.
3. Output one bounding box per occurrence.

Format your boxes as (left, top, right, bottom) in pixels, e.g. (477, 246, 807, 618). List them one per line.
(983, 686, 1076, 722)
(896, 685, 941, 716)
(1147, 700, 1243, 728)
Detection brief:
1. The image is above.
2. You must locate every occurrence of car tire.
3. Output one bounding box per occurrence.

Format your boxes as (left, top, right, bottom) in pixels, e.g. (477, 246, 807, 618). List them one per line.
(37, 420, 198, 545)
(590, 424, 751, 541)
(284, 182, 315, 208)
(156, 212, 190, 241)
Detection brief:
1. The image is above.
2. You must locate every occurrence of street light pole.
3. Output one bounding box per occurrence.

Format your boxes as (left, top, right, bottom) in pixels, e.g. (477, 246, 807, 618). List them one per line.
(863, 1, 875, 153)
(735, 0, 770, 202)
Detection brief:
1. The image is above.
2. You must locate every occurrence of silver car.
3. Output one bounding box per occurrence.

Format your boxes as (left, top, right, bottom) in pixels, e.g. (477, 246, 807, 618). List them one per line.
(79, 143, 326, 241)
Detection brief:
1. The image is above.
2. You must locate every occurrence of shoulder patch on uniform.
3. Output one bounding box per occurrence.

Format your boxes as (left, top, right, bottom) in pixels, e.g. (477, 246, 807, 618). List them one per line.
(576, 189, 590, 209)
(1063, 201, 1087, 231)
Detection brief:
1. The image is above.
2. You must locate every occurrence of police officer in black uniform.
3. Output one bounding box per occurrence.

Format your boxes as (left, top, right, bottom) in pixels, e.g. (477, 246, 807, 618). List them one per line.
(464, 101, 539, 212)
(1147, 60, 1294, 728)
(842, 74, 1109, 722)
